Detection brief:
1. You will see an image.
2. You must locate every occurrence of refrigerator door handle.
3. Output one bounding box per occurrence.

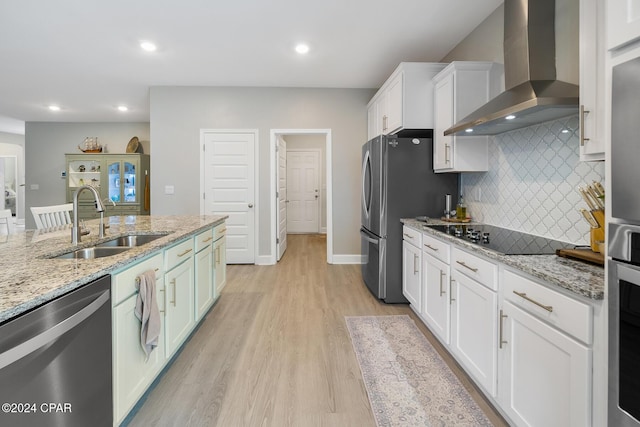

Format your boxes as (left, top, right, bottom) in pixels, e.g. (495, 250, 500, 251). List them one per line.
(360, 228, 379, 245)
(361, 150, 372, 220)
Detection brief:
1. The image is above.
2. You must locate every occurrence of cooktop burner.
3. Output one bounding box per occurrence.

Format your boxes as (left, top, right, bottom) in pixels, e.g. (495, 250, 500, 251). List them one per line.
(425, 224, 572, 255)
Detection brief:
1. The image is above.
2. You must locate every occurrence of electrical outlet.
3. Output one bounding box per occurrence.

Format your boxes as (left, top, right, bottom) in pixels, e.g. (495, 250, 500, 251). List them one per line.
(164, 185, 174, 195)
(475, 188, 482, 202)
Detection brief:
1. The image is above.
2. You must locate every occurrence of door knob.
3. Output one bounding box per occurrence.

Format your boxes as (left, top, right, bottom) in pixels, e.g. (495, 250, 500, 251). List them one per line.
(248, 203, 254, 208)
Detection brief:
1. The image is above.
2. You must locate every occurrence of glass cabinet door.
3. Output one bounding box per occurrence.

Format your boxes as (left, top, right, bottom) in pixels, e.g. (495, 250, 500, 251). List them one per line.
(107, 161, 121, 203)
(107, 158, 139, 204)
(123, 161, 137, 203)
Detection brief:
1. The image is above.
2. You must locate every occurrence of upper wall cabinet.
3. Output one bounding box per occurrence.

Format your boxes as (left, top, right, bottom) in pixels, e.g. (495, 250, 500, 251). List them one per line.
(433, 62, 500, 173)
(367, 62, 446, 140)
(607, 0, 640, 51)
(579, 0, 605, 161)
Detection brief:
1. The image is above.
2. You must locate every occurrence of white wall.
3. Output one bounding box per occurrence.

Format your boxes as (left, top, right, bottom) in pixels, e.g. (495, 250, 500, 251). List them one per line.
(24, 122, 150, 229)
(284, 134, 327, 231)
(149, 87, 374, 258)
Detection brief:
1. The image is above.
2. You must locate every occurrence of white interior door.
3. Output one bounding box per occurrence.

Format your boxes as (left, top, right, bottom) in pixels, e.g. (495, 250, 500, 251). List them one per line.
(277, 136, 287, 261)
(202, 131, 255, 264)
(286, 150, 319, 233)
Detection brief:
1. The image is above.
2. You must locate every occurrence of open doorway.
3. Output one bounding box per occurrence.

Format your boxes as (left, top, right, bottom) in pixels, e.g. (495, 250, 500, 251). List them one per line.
(270, 129, 332, 264)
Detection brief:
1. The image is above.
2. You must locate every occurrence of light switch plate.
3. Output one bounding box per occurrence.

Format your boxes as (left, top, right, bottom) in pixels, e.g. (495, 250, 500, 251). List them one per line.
(164, 185, 174, 195)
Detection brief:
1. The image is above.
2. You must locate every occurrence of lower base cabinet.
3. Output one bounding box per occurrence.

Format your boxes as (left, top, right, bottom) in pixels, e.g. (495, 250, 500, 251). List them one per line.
(422, 253, 450, 345)
(164, 252, 195, 358)
(213, 227, 227, 296)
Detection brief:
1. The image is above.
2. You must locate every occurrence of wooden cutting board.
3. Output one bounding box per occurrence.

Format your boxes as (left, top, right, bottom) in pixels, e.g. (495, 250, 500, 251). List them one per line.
(556, 248, 604, 266)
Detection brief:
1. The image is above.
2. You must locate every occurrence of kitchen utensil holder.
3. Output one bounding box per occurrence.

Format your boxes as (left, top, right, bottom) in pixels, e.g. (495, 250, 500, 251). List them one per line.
(590, 209, 605, 253)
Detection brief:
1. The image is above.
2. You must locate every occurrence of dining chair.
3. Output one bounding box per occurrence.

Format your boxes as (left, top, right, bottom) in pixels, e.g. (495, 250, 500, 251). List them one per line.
(0, 209, 13, 234)
(30, 203, 73, 229)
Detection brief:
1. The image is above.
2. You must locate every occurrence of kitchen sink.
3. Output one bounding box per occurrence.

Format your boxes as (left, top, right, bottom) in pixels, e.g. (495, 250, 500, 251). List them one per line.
(96, 233, 168, 248)
(53, 246, 132, 260)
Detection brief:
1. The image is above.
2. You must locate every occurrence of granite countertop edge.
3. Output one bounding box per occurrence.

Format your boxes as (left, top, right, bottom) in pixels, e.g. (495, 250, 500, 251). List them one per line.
(0, 215, 227, 324)
(401, 218, 605, 301)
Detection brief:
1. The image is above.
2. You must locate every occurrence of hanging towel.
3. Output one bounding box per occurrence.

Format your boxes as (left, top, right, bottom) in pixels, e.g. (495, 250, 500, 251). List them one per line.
(134, 270, 161, 359)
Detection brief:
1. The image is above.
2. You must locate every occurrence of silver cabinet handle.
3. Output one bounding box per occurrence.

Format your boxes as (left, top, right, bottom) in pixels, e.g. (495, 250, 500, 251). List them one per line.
(449, 278, 456, 304)
(413, 254, 419, 274)
(424, 244, 439, 251)
(382, 115, 388, 132)
(439, 271, 446, 296)
(170, 279, 177, 306)
(456, 260, 478, 272)
(580, 104, 590, 147)
(159, 288, 165, 314)
(499, 309, 508, 349)
(203, 237, 213, 243)
(0, 290, 110, 370)
(403, 233, 413, 240)
(178, 248, 192, 257)
(513, 291, 553, 312)
(445, 143, 450, 164)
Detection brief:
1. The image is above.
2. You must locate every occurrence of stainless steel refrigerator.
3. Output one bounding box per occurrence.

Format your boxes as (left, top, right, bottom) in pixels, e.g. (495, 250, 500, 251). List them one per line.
(360, 133, 459, 303)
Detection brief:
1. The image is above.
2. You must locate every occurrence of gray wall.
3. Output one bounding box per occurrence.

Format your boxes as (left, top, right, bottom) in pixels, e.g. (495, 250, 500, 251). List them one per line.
(24, 122, 150, 229)
(284, 134, 327, 231)
(149, 87, 375, 259)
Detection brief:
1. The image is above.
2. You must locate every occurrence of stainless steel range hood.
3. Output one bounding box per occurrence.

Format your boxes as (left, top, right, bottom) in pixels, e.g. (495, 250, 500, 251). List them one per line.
(444, 0, 579, 136)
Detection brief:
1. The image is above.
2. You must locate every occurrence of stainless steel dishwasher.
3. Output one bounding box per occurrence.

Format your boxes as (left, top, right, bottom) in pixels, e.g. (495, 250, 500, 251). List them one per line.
(0, 275, 112, 427)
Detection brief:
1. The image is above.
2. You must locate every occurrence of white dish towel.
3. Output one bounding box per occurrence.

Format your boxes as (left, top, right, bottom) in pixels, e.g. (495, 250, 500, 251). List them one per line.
(134, 270, 161, 359)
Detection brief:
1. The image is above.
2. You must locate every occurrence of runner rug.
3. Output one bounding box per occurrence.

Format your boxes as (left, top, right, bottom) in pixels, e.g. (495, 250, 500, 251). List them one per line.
(345, 315, 493, 426)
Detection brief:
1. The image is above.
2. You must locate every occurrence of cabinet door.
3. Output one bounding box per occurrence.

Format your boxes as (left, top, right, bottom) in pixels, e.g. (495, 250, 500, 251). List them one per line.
(384, 72, 403, 134)
(165, 259, 195, 357)
(402, 240, 421, 310)
(450, 271, 498, 396)
(608, 0, 640, 50)
(433, 74, 454, 171)
(499, 301, 591, 427)
(113, 282, 165, 424)
(195, 244, 214, 320)
(367, 102, 378, 140)
(214, 237, 227, 296)
(579, 0, 605, 161)
(422, 253, 450, 345)
(107, 157, 140, 204)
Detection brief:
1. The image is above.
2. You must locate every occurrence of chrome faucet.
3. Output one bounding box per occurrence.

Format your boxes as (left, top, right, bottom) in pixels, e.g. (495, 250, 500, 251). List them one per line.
(99, 198, 116, 238)
(72, 185, 105, 245)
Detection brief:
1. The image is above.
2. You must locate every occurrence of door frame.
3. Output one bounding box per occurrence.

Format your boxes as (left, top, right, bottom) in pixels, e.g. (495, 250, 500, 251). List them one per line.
(286, 148, 322, 234)
(270, 129, 333, 264)
(199, 128, 259, 264)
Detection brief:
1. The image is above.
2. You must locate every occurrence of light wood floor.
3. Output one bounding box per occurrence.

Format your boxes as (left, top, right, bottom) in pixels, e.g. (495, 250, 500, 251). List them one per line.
(129, 234, 508, 427)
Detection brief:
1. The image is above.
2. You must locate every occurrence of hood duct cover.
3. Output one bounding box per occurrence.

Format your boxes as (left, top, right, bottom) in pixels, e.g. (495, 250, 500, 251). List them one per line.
(445, 0, 579, 136)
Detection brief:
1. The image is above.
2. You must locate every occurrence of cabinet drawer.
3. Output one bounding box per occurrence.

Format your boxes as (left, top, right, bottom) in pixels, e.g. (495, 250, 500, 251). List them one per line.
(403, 226, 422, 248)
(165, 238, 194, 271)
(213, 222, 226, 240)
(422, 233, 450, 264)
(503, 270, 593, 344)
(195, 228, 214, 252)
(451, 247, 497, 290)
(112, 253, 163, 306)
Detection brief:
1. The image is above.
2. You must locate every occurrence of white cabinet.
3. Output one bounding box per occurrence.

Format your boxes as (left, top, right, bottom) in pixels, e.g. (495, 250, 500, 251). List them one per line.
(450, 268, 498, 397)
(367, 62, 446, 139)
(164, 239, 195, 358)
(112, 254, 165, 425)
(579, 0, 606, 161)
(607, 0, 640, 51)
(433, 62, 499, 172)
(195, 229, 215, 320)
(422, 252, 450, 345)
(403, 240, 422, 310)
(498, 269, 592, 427)
(213, 223, 227, 296)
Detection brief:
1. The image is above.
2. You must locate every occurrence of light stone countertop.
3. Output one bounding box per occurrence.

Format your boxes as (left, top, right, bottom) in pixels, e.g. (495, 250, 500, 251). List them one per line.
(0, 215, 227, 324)
(401, 218, 604, 300)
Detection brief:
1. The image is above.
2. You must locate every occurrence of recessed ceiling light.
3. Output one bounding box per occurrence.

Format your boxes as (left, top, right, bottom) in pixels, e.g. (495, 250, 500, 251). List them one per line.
(48, 105, 60, 111)
(140, 41, 157, 52)
(465, 128, 474, 133)
(505, 115, 516, 120)
(117, 105, 128, 112)
(295, 43, 309, 54)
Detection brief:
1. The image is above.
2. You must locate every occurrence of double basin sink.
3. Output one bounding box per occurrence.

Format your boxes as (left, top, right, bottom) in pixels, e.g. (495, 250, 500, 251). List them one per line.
(54, 233, 168, 259)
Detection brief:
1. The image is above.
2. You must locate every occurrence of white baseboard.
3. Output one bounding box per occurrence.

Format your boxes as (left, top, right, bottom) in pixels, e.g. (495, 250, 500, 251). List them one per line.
(331, 254, 364, 264)
(255, 255, 275, 265)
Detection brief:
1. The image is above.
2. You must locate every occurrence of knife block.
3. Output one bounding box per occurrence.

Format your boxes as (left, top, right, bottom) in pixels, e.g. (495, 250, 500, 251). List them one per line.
(590, 209, 605, 253)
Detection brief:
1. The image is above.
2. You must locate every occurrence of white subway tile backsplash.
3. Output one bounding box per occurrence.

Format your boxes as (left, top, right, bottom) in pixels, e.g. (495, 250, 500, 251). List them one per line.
(461, 115, 605, 245)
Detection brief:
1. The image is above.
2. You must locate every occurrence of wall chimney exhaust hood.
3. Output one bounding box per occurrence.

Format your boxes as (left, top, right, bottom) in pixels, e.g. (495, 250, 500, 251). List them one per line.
(444, 0, 578, 136)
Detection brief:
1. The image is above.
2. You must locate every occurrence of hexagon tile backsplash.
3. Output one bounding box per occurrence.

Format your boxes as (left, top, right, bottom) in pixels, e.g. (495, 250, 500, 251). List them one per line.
(461, 115, 605, 246)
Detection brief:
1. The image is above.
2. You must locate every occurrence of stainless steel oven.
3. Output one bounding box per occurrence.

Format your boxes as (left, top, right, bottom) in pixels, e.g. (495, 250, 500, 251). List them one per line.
(609, 224, 640, 426)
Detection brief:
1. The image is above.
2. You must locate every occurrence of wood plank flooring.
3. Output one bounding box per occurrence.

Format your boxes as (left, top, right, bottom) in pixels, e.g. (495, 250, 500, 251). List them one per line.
(129, 234, 508, 427)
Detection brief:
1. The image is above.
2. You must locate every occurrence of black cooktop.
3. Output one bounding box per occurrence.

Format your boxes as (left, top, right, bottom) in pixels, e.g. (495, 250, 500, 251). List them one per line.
(425, 224, 573, 255)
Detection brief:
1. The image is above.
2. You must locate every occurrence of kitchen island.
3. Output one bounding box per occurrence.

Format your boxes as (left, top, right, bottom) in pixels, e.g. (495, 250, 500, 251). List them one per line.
(0, 214, 227, 324)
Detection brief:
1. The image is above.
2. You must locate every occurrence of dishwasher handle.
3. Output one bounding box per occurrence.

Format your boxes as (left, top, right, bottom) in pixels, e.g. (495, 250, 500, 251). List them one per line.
(0, 289, 110, 370)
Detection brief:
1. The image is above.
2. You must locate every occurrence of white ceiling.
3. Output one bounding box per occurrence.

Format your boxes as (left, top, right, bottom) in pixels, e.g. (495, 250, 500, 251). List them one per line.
(0, 0, 502, 133)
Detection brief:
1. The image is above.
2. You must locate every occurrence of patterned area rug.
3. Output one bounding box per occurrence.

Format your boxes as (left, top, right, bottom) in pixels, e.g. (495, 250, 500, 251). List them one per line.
(345, 315, 493, 427)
